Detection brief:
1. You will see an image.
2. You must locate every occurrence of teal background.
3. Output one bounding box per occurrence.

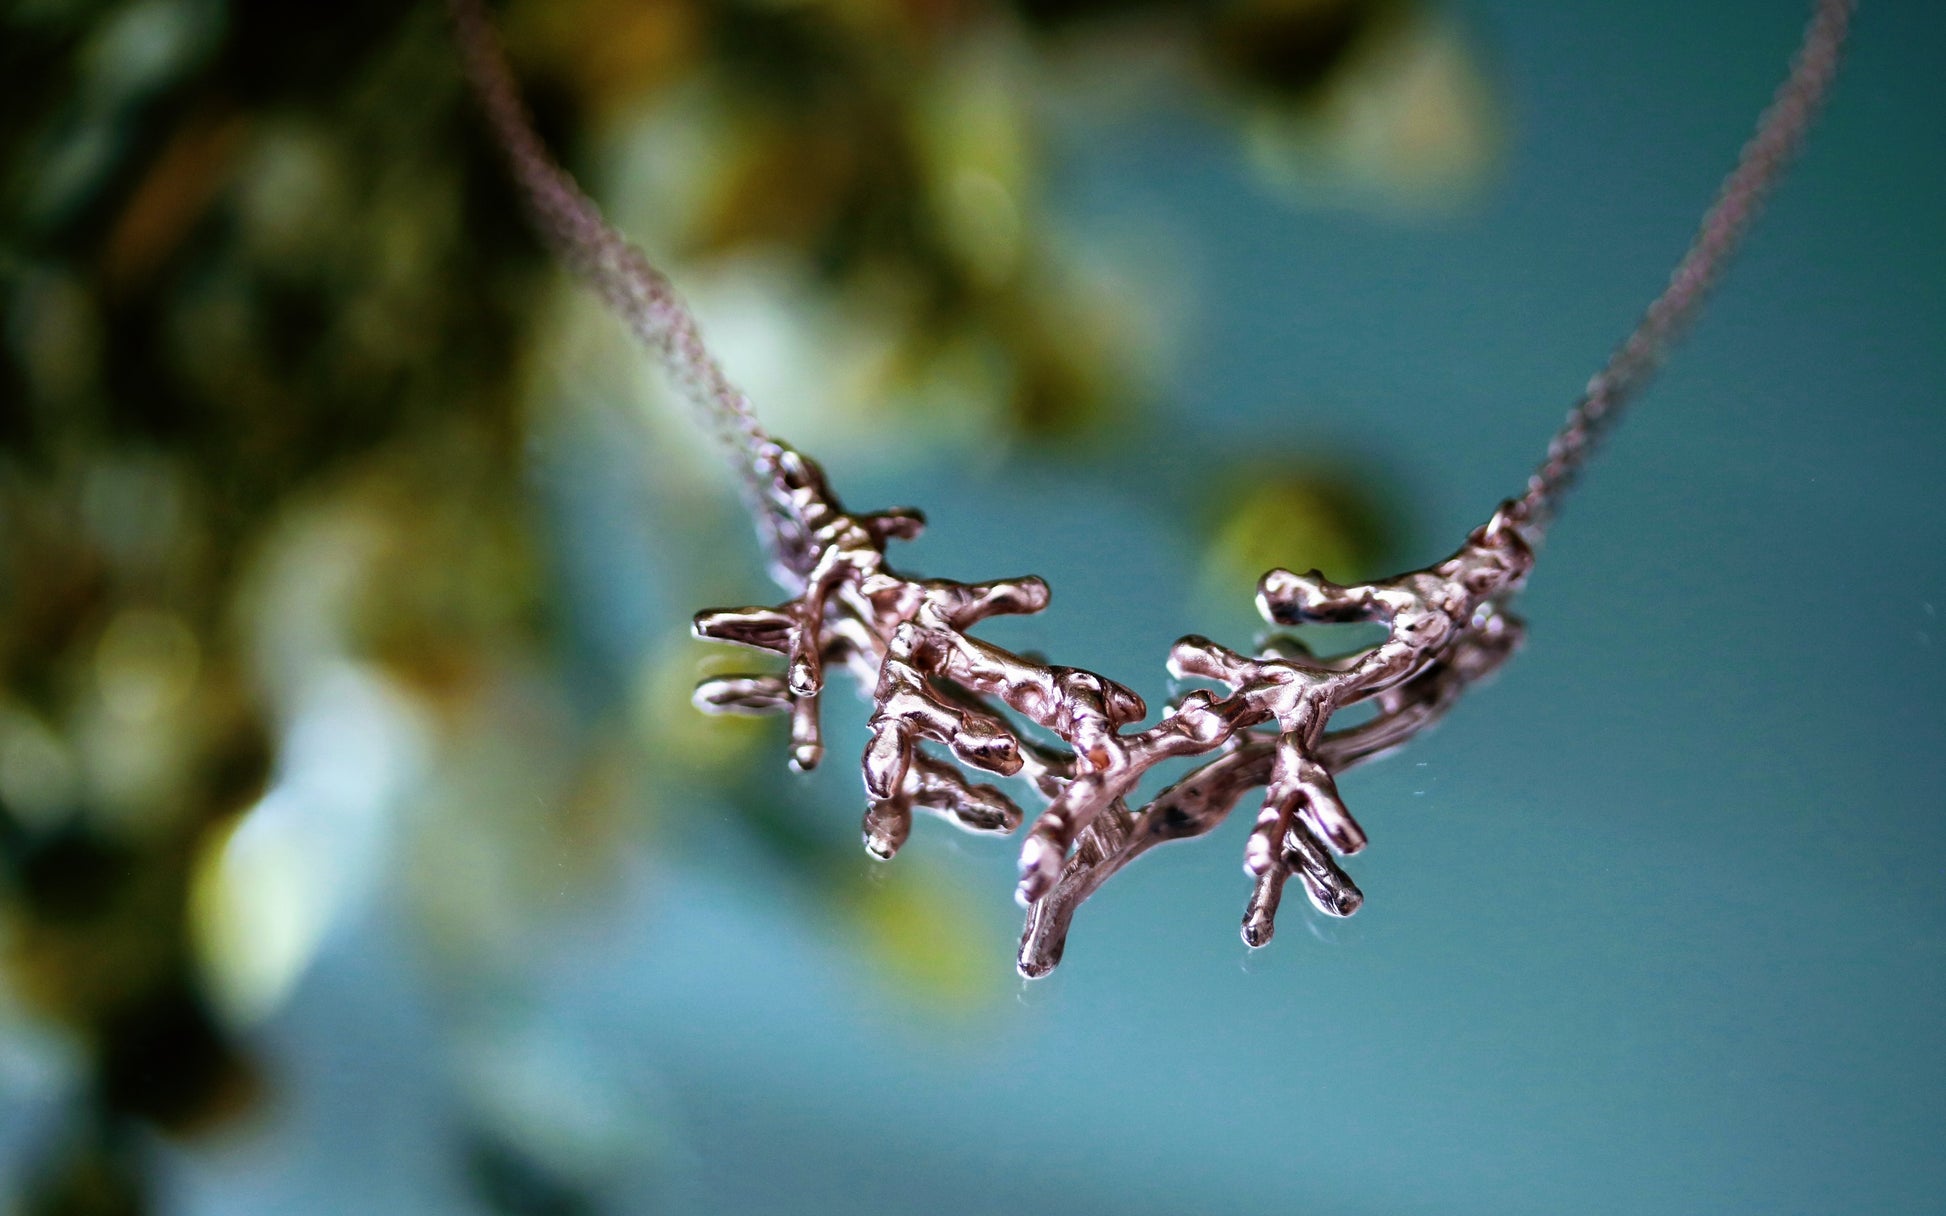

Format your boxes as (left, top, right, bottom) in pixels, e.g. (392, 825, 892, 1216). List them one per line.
(116, 1, 1946, 1211)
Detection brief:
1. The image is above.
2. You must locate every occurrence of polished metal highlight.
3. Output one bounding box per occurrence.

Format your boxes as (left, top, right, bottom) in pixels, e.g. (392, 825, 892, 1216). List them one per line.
(694, 443, 1531, 975)
(451, 0, 1856, 975)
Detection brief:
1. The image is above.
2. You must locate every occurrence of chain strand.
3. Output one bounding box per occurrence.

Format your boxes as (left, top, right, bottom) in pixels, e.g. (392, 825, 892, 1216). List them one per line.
(1511, 0, 1854, 538)
(449, 0, 1852, 551)
(445, 0, 773, 510)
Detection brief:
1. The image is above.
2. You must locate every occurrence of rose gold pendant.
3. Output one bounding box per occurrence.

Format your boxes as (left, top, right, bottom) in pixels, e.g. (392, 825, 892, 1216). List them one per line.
(448, 0, 1854, 975)
(694, 442, 1533, 975)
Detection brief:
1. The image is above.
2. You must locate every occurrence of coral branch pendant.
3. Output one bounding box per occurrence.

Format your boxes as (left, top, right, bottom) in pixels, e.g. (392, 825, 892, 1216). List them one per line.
(448, 0, 1853, 977)
(694, 443, 1535, 977)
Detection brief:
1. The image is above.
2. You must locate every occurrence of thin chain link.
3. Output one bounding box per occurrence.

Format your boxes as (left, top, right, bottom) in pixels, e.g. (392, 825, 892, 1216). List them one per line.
(1510, 0, 1855, 538)
(445, 0, 773, 509)
(450, 0, 1851, 552)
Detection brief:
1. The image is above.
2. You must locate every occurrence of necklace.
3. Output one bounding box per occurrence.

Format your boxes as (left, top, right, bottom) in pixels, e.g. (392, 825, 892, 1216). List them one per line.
(448, 0, 1853, 977)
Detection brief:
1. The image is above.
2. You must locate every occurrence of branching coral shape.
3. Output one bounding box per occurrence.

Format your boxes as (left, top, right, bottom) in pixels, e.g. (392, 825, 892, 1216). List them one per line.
(694, 443, 1534, 976)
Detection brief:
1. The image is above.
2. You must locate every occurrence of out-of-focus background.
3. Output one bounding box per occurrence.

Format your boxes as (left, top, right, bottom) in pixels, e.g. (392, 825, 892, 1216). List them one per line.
(1, 0, 1941, 1212)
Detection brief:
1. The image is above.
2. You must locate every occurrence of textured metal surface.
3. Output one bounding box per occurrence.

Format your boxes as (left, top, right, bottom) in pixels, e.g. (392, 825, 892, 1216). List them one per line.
(451, 0, 1856, 973)
(694, 444, 1531, 974)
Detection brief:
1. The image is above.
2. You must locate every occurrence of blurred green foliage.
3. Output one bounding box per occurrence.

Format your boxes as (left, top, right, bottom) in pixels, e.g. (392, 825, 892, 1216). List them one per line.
(0, 0, 1485, 1210)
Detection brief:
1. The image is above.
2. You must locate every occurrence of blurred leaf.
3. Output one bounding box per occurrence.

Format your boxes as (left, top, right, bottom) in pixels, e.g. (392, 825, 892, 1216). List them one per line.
(1237, 7, 1500, 210)
(1200, 463, 1391, 607)
(840, 862, 1000, 1014)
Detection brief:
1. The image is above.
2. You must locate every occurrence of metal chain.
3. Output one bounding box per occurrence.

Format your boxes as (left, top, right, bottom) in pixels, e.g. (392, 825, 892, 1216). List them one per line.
(448, 0, 1852, 551)
(1510, 0, 1855, 538)
(445, 0, 773, 511)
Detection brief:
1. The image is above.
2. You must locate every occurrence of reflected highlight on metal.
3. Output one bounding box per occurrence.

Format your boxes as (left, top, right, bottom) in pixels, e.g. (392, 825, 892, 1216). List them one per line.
(452, 0, 1855, 976)
(694, 443, 1531, 975)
